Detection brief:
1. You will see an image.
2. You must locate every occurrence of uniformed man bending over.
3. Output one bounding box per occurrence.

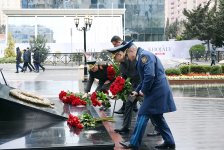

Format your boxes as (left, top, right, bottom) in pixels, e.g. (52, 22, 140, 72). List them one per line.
(108, 41, 176, 150)
(107, 39, 140, 134)
(110, 35, 138, 114)
(83, 60, 112, 97)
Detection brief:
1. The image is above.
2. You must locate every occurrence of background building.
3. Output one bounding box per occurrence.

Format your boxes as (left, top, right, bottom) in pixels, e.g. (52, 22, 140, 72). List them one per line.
(165, 0, 216, 24)
(18, 0, 165, 42)
(0, 0, 20, 43)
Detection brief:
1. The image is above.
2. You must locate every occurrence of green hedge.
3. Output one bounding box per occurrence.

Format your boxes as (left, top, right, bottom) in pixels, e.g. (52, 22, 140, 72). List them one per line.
(179, 65, 190, 74)
(190, 65, 206, 73)
(165, 68, 181, 75)
(221, 65, 224, 74)
(210, 66, 222, 75)
(0, 57, 16, 63)
(202, 65, 211, 73)
(165, 65, 224, 75)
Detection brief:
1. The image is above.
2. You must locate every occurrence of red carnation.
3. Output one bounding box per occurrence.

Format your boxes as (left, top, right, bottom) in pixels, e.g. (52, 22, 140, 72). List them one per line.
(109, 76, 125, 95)
(67, 114, 84, 129)
(59, 91, 67, 100)
(107, 65, 116, 81)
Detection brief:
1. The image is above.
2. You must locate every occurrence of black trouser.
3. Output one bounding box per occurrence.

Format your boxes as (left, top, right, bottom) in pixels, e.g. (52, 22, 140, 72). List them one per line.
(211, 60, 215, 66)
(123, 95, 138, 129)
(95, 83, 111, 93)
(23, 62, 32, 71)
(39, 63, 45, 70)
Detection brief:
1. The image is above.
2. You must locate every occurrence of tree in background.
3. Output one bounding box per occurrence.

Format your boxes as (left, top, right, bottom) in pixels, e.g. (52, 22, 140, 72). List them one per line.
(165, 19, 178, 40)
(165, 19, 185, 41)
(29, 35, 50, 62)
(183, 0, 216, 60)
(211, 0, 224, 47)
(189, 44, 206, 61)
(4, 33, 16, 58)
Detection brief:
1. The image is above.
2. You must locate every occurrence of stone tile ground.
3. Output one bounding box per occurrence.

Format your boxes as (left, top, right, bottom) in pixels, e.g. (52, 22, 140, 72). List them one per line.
(1, 64, 224, 150)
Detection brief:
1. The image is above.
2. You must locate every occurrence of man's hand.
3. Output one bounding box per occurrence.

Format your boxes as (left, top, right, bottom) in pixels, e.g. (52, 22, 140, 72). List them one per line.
(110, 95, 116, 99)
(104, 80, 110, 84)
(82, 93, 88, 98)
(131, 91, 138, 97)
(139, 90, 144, 96)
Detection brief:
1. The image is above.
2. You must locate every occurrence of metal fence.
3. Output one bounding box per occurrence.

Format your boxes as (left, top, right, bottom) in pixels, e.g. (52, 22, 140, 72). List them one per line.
(43, 52, 111, 66)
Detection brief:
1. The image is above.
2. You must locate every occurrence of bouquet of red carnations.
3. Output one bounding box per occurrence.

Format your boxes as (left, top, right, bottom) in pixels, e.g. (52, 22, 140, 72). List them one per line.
(59, 91, 91, 106)
(67, 114, 84, 129)
(90, 91, 111, 109)
(109, 76, 132, 101)
(67, 113, 114, 129)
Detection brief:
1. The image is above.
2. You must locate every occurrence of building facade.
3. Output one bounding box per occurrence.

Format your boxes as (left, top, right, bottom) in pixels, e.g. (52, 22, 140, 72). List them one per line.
(18, 0, 165, 42)
(165, 0, 216, 24)
(0, 0, 20, 43)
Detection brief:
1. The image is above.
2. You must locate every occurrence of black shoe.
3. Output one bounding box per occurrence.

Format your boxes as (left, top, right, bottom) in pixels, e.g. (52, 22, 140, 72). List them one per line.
(147, 131, 161, 136)
(119, 141, 136, 149)
(155, 143, 175, 149)
(15, 71, 19, 73)
(114, 109, 124, 114)
(43, 68, 45, 72)
(114, 127, 129, 133)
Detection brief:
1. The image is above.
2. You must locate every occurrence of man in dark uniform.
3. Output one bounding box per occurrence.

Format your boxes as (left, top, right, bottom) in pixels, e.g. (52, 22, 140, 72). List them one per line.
(107, 38, 140, 134)
(110, 35, 138, 114)
(83, 60, 112, 98)
(108, 41, 176, 149)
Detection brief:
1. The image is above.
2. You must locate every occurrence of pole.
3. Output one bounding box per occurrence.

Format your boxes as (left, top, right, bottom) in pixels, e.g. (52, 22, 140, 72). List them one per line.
(112, 99, 117, 117)
(0, 68, 8, 85)
(70, 28, 73, 67)
(83, 27, 88, 82)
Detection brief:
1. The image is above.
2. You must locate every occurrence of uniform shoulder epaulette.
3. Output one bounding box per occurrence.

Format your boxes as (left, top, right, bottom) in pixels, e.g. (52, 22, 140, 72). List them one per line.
(141, 55, 148, 64)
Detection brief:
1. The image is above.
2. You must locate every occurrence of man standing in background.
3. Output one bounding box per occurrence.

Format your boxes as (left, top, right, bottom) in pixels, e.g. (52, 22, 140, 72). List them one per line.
(15, 47, 24, 73)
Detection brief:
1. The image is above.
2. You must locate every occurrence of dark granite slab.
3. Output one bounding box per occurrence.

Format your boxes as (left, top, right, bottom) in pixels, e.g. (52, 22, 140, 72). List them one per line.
(0, 84, 68, 121)
(0, 84, 114, 150)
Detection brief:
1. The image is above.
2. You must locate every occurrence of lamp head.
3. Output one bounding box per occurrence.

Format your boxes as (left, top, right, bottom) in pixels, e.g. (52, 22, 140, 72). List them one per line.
(74, 18, 79, 28)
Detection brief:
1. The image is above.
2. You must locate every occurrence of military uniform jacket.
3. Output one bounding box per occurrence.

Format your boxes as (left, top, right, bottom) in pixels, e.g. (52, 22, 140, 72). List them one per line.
(135, 48, 176, 115)
(85, 65, 109, 93)
(120, 58, 140, 90)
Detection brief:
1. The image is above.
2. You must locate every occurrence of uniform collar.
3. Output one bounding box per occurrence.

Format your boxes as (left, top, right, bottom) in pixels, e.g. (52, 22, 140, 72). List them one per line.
(136, 47, 141, 61)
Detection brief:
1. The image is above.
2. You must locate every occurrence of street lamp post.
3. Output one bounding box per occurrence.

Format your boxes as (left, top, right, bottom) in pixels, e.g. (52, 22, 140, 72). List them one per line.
(74, 16, 93, 82)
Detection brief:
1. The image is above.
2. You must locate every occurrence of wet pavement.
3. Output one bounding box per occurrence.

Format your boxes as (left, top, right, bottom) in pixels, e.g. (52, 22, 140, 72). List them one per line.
(1, 64, 224, 150)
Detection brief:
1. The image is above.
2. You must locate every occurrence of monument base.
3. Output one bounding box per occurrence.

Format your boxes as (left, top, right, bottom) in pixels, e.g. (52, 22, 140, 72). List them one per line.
(0, 84, 114, 149)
